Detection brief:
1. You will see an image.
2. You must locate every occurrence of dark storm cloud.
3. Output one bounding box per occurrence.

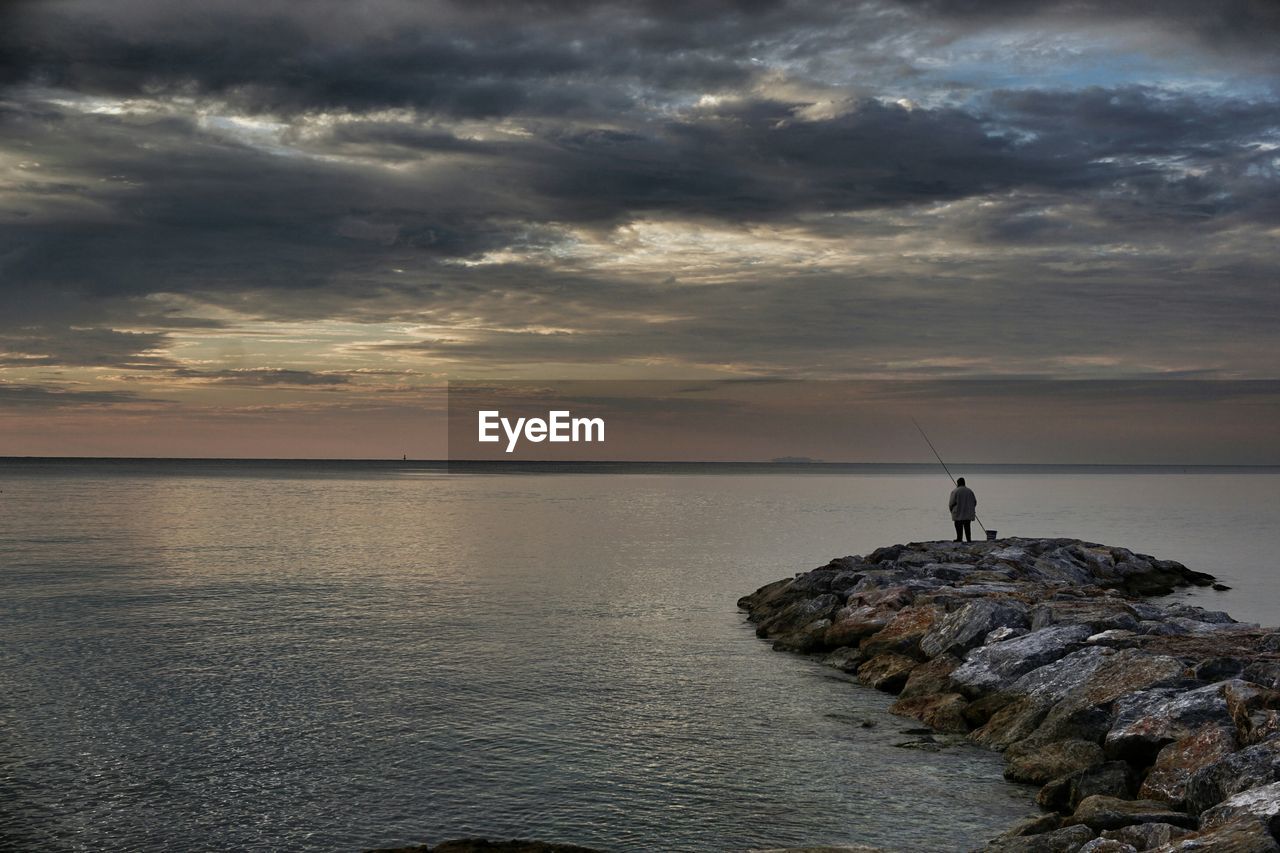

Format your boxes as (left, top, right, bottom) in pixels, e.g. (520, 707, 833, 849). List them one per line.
(169, 368, 354, 386)
(1, 0, 1279, 395)
(0, 328, 174, 368)
(0, 383, 157, 407)
(894, 0, 1280, 56)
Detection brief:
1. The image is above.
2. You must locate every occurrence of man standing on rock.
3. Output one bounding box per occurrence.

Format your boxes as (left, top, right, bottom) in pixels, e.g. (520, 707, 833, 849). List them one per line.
(949, 477, 977, 542)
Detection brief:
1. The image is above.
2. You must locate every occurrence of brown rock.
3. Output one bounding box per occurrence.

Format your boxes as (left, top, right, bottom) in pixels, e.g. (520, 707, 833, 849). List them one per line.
(1138, 725, 1237, 808)
(972, 697, 1051, 751)
(1039, 762, 1135, 813)
(824, 604, 894, 647)
(1100, 821, 1191, 850)
(859, 604, 943, 658)
(856, 652, 918, 694)
(1005, 739, 1105, 786)
(899, 653, 962, 699)
(1158, 817, 1280, 852)
(822, 646, 866, 673)
(1076, 840, 1136, 853)
(981, 824, 1095, 853)
(889, 692, 970, 733)
(1065, 795, 1197, 832)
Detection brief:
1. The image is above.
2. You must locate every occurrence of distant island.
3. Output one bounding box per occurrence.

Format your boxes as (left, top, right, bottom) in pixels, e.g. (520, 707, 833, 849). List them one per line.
(770, 456, 823, 464)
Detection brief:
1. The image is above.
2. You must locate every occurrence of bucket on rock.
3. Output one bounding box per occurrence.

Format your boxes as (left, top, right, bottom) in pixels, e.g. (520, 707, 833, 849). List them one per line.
(986, 529, 998, 540)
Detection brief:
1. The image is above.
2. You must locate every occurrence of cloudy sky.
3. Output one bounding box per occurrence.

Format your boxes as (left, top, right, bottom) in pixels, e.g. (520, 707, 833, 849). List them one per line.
(2, 0, 1279, 458)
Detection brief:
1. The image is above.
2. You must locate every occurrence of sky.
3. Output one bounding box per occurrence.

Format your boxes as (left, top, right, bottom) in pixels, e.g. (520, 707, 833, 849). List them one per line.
(2, 0, 1279, 459)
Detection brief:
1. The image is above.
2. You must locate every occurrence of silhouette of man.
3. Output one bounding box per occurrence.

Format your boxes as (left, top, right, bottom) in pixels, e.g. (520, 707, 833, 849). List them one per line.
(949, 477, 977, 542)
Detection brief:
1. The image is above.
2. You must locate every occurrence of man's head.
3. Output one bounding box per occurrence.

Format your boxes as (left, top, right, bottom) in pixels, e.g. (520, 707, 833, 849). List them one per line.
(957, 477, 966, 486)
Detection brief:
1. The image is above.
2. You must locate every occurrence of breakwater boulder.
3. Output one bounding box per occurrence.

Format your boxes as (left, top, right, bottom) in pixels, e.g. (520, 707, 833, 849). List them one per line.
(739, 538, 1280, 852)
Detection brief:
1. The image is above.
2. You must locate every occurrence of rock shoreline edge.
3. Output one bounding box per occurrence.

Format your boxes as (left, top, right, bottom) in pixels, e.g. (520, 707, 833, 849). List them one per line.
(738, 538, 1280, 853)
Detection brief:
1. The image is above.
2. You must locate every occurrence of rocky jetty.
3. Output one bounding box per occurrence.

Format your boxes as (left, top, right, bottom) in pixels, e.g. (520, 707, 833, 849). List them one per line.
(739, 538, 1280, 852)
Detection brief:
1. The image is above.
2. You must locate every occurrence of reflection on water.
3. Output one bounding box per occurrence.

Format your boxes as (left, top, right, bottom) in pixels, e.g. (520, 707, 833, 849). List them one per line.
(1, 462, 1277, 851)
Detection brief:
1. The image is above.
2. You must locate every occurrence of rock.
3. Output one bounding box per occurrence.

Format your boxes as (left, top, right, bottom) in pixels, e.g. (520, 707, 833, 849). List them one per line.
(899, 653, 962, 698)
(1223, 681, 1280, 745)
(1031, 601, 1138, 633)
(953, 625, 1095, 697)
(988, 626, 1029, 644)
(997, 814, 1064, 839)
(890, 692, 970, 733)
(1138, 725, 1238, 808)
(1194, 657, 1245, 681)
(1039, 762, 1135, 813)
(981, 824, 1095, 853)
(1105, 682, 1234, 765)
(824, 604, 894, 648)
(1005, 739, 1105, 786)
(859, 604, 943, 657)
(822, 646, 866, 673)
(920, 598, 1030, 659)
(1065, 795, 1197, 832)
(1185, 737, 1280, 815)
(1077, 840, 1136, 853)
(856, 652, 917, 693)
(1018, 650, 1189, 751)
(1158, 817, 1280, 852)
(758, 593, 843, 639)
(1244, 663, 1280, 691)
(772, 618, 834, 653)
(1099, 822, 1191, 850)
(1199, 781, 1280, 831)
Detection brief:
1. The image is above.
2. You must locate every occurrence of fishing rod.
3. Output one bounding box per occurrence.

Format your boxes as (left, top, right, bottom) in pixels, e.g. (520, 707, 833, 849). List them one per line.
(911, 417, 987, 535)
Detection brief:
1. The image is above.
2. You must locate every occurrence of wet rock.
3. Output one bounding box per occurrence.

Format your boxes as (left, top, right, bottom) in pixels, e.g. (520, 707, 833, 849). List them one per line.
(855, 652, 917, 694)
(1138, 725, 1238, 809)
(890, 692, 969, 733)
(899, 653, 961, 698)
(997, 814, 1065, 839)
(1005, 739, 1104, 786)
(921, 598, 1031, 659)
(821, 646, 866, 673)
(980, 823, 1095, 853)
(1065, 795, 1197, 832)
(758, 593, 843, 638)
(773, 618, 834, 653)
(1038, 762, 1135, 813)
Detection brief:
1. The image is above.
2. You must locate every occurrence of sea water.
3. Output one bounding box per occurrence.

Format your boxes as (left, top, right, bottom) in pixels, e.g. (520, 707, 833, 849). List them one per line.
(2, 461, 1278, 852)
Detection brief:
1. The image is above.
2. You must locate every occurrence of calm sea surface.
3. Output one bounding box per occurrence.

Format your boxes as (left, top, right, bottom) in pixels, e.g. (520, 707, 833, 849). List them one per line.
(2, 461, 1278, 852)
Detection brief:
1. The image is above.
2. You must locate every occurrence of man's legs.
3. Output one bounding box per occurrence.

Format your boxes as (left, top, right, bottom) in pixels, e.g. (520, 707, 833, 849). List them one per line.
(954, 520, 964, 542)
(962, 520, 972, 542)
